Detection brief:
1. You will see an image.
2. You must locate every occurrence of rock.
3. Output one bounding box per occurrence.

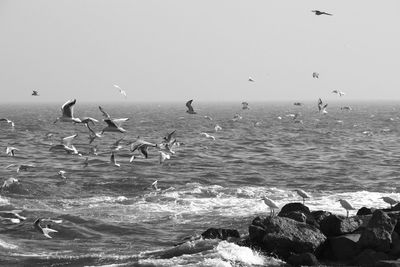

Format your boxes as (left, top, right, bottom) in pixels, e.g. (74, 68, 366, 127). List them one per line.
(278, 203, 318, 227)
(278, 203, 311, 216)
(358, 207, 376, 216)
(390, 232, 400, 257)
(392, 203, 400, 212)
(358, 210, 396, 252)
(351, 249, 389, 266)
(376, 260, 400, 267)
(322, 234, 361, 261)
(287, 252, 319, 266)
(319, 215, 363, 237)
(201, 228, 240, 240)
(280, 211, 307, 223)
(311, 210, 332, 225)
(248, 216, 326, 259)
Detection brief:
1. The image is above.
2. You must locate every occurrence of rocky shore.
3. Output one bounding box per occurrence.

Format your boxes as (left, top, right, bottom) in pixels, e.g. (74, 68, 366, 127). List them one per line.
(200, 203, 400, 266)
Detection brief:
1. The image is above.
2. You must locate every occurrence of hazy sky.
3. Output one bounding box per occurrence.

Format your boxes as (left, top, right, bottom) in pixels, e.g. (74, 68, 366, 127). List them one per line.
(1, 1, 399, 103)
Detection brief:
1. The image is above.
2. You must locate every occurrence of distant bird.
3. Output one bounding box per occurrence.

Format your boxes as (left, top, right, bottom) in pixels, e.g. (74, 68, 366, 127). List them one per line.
(332, 90, 345, 97)
(381, 196, 398, 208)
(130, 138, 158, 158)
(261, 196, 279, 216)
(159, 151, 170, 164)
(58, 170, 67, 179)
(0, 118, 15, 128)
(151, 180, 159, 191)
(110, 152, 120, 167)
(295, 189, 311, 205)
(200, 132, 216, 140)
(34, 218, 58, 239)
(214, 124, 222, 132)
(204, 115, 213, 121)
(312, 72, 319, 79)
(114, 84, 127, 98)
(242, 102, 250, 110)
(54, 99, 82, 123)
(338, 199, 356, 218)
(312, 10, 333, 16)
(32, 90, 39, 96)
(248, 77, 255, 82)
(341, 106, 352, 111)
(318, 98, 328, 114)
(294, 102, 303, 106)
(6, 147, 18, 157)
(186, 100, 197, 114)
(0, 210, 26, 223)
(232, 113, 242, 121)
(1, 177, 19, 189)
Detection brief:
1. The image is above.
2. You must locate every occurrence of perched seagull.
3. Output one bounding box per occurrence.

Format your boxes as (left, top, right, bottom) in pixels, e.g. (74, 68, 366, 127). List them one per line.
(0, 118, 15, 127)
(214, 124, 222, 132)
(6, 147, 18, 157)
(114, 84, 127, 98)
(295, 189, 311, 205)
(54, 99, 82, 123)
(381, 196, 398, 208)
(242, 102, 250, 110)
(34, 218, 58, 239)
(338, 199, 356, 218)
(159, 151, 170, 164)
(110, 152, 120, 167)
(261, 196, 279, 217)
(248, 77, 255, 82)
(130, 138, 158, 158)
(200, 132, 216, 140)
(0, 210, 26, 224)
(186, 100, 197, 114)
(1, 177, 19, 189)
(49, 134, 81, 155)
(32, 90, 39, 96)
(101, 118, 128, 134)
(58, 170, 67, 179)
(332, 90, 345, 97)
(312, 72, 319, 79)
(312, 10, 333, 16)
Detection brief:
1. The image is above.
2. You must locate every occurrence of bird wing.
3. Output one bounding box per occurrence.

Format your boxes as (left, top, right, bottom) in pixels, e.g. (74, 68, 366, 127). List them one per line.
(186, 100, 195, 112)
(62, 134, 78, 147)
(140, 146, 149, 158)
(164, 130, 176, 142)
(99, 106, 111, 119)
(112, 118, 129, 126)
(322, 12, 332, 15)
(61, 99, 76, 118)
(104, 118, 118, 128)
(110, 152, 116, 164)
(81, 117, 99, 124)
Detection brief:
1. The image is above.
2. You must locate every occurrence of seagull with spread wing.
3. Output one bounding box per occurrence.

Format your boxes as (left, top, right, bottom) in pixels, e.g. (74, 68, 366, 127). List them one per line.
(312, 10, 333, 16)
(186, 100, 197, 114)
(54, 99, 82, 123)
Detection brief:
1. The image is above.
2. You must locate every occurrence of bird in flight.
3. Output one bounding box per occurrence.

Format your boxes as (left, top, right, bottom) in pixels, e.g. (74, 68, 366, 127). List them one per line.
(312, 10, 333, 16)
(186, 100, 197, 114)
(248, 77, 255, 82)
(54, 99, 82, 123)
(312, 72, 319, 79)
(32, 90, 39, 96)
(332, 90, 345, 97)
(114, 84, 127, 98)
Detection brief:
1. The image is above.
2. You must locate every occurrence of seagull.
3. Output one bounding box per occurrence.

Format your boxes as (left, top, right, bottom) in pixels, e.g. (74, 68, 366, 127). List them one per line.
(32, 90, 39, 96)
(312, 10, 333, 16)
(114, 84, 127, 98)
(332, 90, 345, 97)
(110, 152, 120, 167)
(261, 196, 279, 217)
(295, 189, 311, 205)
(338, 199, 356, 218)
(1, 177, 19, 189)
(381, 196, 398, 208)
(79, 117, 99, 126)
(0, 118, 15, 127)
(232, 113, 243, 121)
(6, 147, 18, 157)
(151, 180, 159, 191)
(34, 218, 58, 239)
(58, 170, 67, 179)
(0, 210, 26, 223)
(54, 99, 82, 123)
(159, 151, 170, 164)
(130, 138, 158, 158)
(318, 98, 328, 114)
(294, 102, 303, 106)
(186, 100, 197, 114)
(163, 130, 176, 144)
(248, 77, 255, 82)
(242, 102, 250, 110)
(204, 115, 213, 121)
(87, 124, 102, 144)
(214, 124, 222, 132)
(341, 106, 352, 111)
(312, 72, 319, 78)
(110, 137, 125, 151)
(200, 132, 215, 140)
(49, 134, 81, 155)
(99, 106, 111, 119)
(101, 118, 128, 134)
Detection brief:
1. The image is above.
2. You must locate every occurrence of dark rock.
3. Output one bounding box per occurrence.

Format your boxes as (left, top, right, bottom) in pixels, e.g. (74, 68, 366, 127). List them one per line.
(376, 260, 400, 267)
(201, 228, 240, 240)
(392, 203, 400, 212)
(358, 210, 396, 252)
(322, 234, 361, 261)
(280, 211, 307, 223)
(358, 207, 376, 216)
(319, 215, 363, 237)
(278, 203, 311, 216)
(351, 249, 389, 266)
(248, 216, 326, 259)
(287, 252, 319, 266)
(390, 232, 400, 257)
(278, 203, 319, 227)
(311, 210, 332, 225)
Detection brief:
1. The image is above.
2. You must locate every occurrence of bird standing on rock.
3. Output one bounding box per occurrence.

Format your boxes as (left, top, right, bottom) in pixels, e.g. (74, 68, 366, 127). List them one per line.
(295, 189, 311, 205)
(381, 196, 398, 208)
(338, 199, 356, 218)
(261, 196, 279, 216)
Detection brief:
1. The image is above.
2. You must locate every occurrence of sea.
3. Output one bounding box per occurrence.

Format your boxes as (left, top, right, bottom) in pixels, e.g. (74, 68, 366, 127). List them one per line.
(1, 101, 400, 267)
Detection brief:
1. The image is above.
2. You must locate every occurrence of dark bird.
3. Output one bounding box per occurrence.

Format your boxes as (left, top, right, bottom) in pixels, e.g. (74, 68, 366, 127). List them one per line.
(312, 10, 332, 16)
(186, 100, 197, 114)
(130, 138, 158, 159)
(242, 102, 249, 110)
(312, 72, 319, 79)
(32, 90, 39, 96)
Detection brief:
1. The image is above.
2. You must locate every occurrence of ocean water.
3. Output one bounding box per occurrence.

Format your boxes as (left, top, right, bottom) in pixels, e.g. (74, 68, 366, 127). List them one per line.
(1, 101, 400, 266)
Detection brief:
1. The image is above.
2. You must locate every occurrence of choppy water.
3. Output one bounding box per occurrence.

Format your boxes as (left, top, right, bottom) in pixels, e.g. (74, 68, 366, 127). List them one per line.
(1, 101, 400, 266)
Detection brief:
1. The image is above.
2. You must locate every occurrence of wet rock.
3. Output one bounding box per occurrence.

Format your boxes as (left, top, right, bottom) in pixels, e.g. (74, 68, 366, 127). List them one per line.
(351, 249, 389, 266)
(311, 210, 332, 225)
(287, 252, 319, 266)
(321, 234, 361, 261)
(201, 228, 240, 240)
(280, 211, 307, 223)
(319, 215, 363, 237)
(357, 207, 376, 216)
(358, 210, 396, 252)
(278, 203, 311, 216)
(248, 216, 326, 259)
(278, 203, 318, 227)
(376, 260, 400, 267)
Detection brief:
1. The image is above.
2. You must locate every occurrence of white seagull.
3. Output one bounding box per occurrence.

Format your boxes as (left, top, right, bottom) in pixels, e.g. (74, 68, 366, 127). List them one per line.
(114, 84, 127, 98)
(0, 210, 26, 224)
(261, 196, 279, 216)
(159, 151, 170, 164)
(332, 90, 345, 97)
(130, 138, 158, 158)
(0, 118, 15, 127)
(58, 170, 67, 179)
(54, 99, 82, 123)
(214, 124, 222, 132)
(101, 118, 128, 134)
(295, 189, 311, 205)
(6, 147, 18, 157)
(49, 134, 81, 155)
(110, 152, 120, 167)
(200, 132, 215, 140)
(248, 77, 255, 82)
(338, 199, 356, 218)
(34, 218, 58, 239)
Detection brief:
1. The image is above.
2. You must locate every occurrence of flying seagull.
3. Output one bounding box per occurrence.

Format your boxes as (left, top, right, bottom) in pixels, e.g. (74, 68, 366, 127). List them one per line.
(98, 106, 129, 134)
(248, 77, 255, 82)
(186, 100, 197, 114)
(49, 134, 81, 155)
(332, 90, 345, 97)
(318, 98, 328, 114)
(6, 146, 18, 157)
(159, 151, 170, 164)
(312, 10, 333, 16)
(200, 132, 216, 140)
(32, 90, 39, 96)
(312, 72, 319, 79)
(114, 84, 127, 98)
(0, 118, 15, 128)
(54, 99, 82, 123)
(34, 218, 58, 239)
(130, 138, 158, 159)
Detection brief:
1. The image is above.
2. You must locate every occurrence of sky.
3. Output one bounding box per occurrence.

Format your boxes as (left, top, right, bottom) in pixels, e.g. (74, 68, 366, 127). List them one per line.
(0, 0, 399, 103)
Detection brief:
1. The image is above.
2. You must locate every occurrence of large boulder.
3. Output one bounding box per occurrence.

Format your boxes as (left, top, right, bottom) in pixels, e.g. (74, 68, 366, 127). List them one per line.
(248, 216, 326, 259)
(311, 210, 332, 225)
(357, 207, 376, 216)
(319, 215, 363, 237)
(201, 228, 240, 240)
(351, 249, 390, 267)
(358, 210, 397, 253)
(287, 252, 319, 266)
(278, 203, 318, 227)
(321, 234, 361, 261)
